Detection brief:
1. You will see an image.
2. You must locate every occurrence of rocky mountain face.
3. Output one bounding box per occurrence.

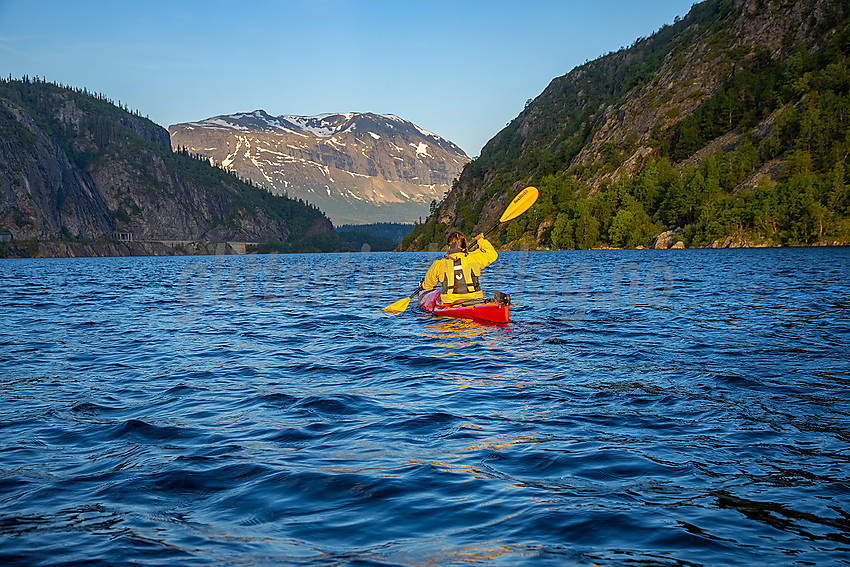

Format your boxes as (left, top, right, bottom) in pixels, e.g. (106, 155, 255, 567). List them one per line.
(169, 111, 470, 225)
(1, 98, 114, 242)
(0, 79, 343, 256)
(402, 0, 850, 250)
(566, 0, 836, 186)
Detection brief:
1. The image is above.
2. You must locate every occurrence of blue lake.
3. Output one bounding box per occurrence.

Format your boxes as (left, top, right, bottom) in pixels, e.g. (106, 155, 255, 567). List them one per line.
(1, 248, 848, 566)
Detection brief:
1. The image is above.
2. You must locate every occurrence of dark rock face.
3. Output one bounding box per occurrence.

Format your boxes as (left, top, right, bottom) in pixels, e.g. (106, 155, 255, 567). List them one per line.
(0, 100, 113, 240)
(170, 111, 470, 225)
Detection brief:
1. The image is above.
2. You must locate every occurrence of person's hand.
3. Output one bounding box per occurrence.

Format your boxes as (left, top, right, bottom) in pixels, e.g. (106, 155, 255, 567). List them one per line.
(475, 233, 485, 241)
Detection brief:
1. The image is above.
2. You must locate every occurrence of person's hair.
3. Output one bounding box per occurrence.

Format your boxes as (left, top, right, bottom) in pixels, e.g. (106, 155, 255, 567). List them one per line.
(447, 231, 468, 250)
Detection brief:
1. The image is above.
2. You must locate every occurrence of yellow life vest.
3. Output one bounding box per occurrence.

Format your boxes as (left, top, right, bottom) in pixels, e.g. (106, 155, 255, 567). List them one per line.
(421, 237, 497, 304)
(439, 253, 484, 304)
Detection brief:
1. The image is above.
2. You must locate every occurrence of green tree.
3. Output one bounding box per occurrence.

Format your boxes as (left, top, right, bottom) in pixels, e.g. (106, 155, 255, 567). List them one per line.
(505, 218, 527, 242)
(608, 209, 639, 247)
(574, 202, 601, 249)
(550, 213, 574, 249)
(634, 159, 661, 211)
(829, 162, 848, 214)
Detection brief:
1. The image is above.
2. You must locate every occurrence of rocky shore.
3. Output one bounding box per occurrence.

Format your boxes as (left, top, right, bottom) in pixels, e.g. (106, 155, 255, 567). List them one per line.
(651, 228, 849, 250)
(1, 240, 252, 259)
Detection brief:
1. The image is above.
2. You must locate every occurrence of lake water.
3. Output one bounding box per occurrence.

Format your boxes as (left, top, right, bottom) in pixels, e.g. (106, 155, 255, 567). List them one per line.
(1, 248, 848, 566)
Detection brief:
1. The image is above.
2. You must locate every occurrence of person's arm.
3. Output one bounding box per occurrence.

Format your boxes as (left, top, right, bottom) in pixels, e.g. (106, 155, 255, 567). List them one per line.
(421, 258, 444, 290)
(468, 234, 497, 270)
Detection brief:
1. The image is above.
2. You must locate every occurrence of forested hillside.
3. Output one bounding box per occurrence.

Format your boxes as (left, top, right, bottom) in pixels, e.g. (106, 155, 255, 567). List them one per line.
(402, 0, 850, 250)
(0, 77, 347, 257)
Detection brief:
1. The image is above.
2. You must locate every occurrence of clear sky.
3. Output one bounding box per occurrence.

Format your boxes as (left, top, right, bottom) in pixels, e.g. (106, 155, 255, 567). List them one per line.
(0, 0, 696, 157)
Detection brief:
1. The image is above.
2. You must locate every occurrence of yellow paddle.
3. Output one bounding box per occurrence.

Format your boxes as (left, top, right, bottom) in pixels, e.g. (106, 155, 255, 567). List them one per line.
(380, 186, 539, 314)
(499, 185, 539, 224)
(380, 286, 423, 314)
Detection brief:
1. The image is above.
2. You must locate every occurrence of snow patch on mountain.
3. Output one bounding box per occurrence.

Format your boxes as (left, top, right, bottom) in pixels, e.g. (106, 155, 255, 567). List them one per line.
(206, 118, 250, 131)
(283, 115, 338, 137)
(411, 142, 431, 158)
(414, 125, 436, 138)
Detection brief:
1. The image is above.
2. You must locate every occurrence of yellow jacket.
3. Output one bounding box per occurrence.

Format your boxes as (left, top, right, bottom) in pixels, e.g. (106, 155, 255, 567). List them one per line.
(422, 237, 497, 304)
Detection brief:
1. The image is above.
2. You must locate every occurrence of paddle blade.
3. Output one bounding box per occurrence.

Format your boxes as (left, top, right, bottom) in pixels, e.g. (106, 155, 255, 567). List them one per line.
(381, 296, 411, 314)
(499, 186, 539, 223)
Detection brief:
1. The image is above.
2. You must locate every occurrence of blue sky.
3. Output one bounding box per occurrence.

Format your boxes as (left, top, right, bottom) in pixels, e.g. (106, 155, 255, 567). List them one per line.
(0, 0, 696, 156)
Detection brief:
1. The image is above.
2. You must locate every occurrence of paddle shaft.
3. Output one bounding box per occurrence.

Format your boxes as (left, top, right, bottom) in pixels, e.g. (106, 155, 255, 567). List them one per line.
(466, 220, 501, 252)
(468, 186, 537, 251)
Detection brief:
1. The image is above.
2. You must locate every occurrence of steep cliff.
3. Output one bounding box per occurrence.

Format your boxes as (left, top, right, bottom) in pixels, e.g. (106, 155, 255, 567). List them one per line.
(0, 78, 345, 256)
(402, 0, 850, 250)
(169, 111, 469, 225)
(1, 98, 113, 241)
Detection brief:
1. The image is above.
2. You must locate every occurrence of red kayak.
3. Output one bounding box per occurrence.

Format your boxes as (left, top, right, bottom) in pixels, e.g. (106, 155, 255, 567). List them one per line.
(418, 289, 510, 324)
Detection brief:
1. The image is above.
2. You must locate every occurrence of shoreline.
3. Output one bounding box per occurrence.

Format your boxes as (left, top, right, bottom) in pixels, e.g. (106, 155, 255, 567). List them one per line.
(1, 239, 848, 259)
(0, 240, 253, 259)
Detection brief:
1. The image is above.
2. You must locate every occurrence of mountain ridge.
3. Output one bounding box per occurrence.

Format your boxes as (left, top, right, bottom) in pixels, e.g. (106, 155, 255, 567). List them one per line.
(401, 0, 850, 251)
(169, 111, 469, 225)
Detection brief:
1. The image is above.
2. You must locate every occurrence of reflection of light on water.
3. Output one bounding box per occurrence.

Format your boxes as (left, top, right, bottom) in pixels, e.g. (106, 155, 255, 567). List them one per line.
(376, 541, 529, 565)
(443, 543, 513, 563)
(407, 433, 538, 479)
(417, 317, 502, 348)
(461, 434, 537, 454)
(409, 458, 485, 478)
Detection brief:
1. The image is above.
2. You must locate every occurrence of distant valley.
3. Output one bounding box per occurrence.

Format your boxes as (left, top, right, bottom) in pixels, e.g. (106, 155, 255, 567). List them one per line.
(169, 111, 469, 225)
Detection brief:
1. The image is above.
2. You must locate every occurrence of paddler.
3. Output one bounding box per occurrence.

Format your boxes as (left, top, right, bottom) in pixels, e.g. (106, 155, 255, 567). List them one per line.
(419, 230, 498, 308)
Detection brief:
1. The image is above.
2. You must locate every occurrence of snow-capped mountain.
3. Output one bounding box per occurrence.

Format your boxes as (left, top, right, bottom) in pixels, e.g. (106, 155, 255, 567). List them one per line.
(169, 111, 469, 225)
